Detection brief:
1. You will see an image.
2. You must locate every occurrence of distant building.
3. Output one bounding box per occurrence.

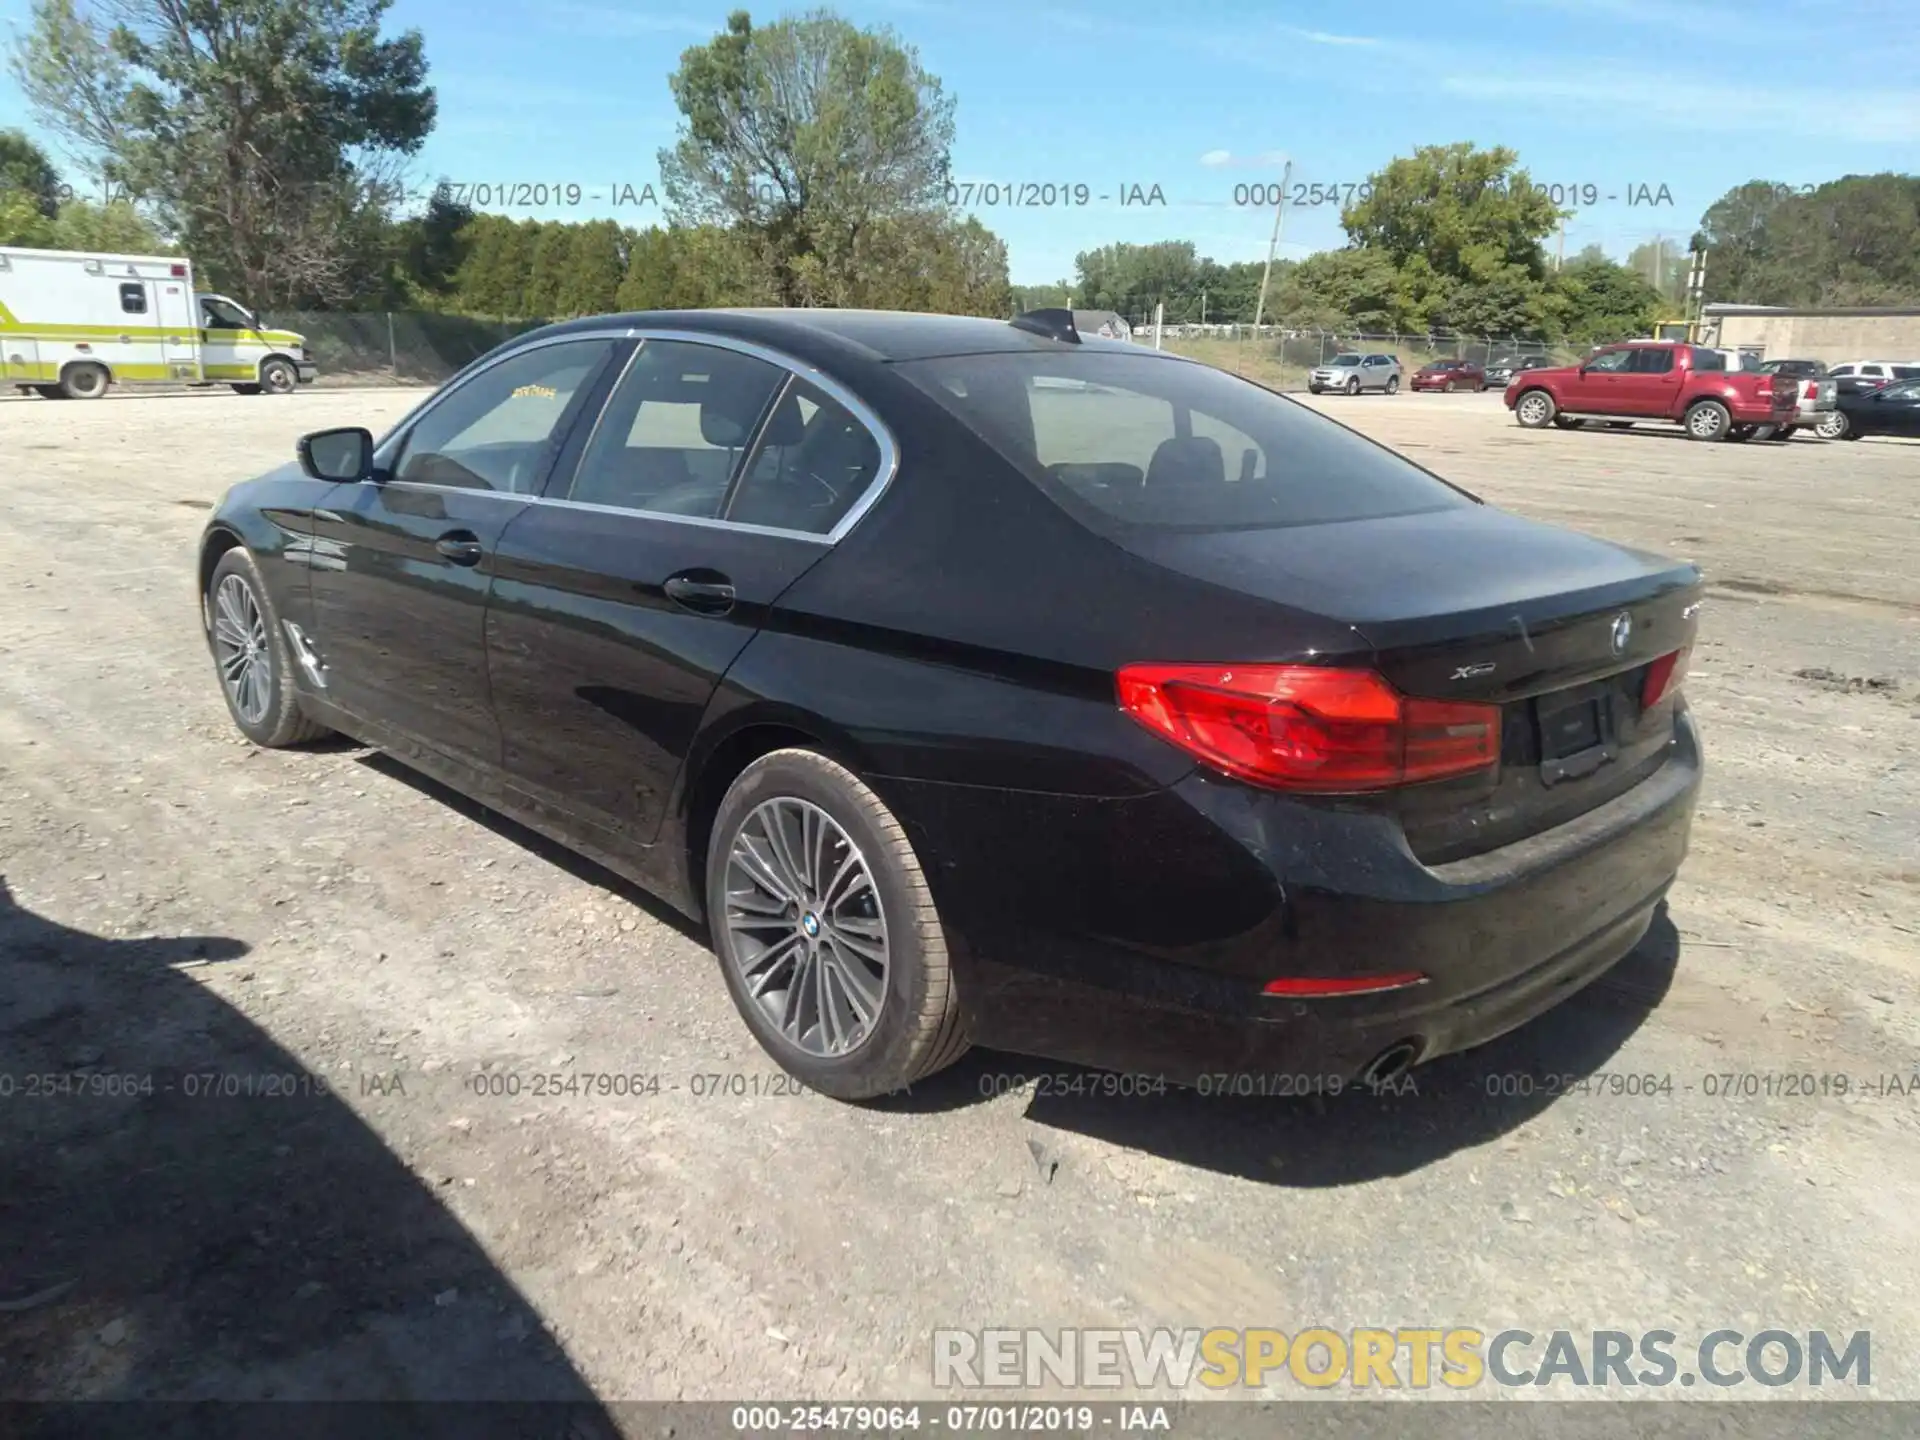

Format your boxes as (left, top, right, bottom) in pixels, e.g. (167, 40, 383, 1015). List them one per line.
(1699, 305, 1920, 361)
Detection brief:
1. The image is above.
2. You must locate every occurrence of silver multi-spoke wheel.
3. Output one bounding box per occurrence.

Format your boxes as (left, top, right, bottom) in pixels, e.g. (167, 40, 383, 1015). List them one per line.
(212, 573, 272, 726)
(1816, 411, 1847, 439)
(1517, 392, 1552, 426)
(723, 797, 889, 1059)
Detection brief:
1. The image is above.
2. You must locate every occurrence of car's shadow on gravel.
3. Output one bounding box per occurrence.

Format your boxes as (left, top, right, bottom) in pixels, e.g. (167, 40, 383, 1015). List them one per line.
(349, 748, 1679, 1190)
(0, 876, 621, 1437)
(889, 909, 1683, 1187)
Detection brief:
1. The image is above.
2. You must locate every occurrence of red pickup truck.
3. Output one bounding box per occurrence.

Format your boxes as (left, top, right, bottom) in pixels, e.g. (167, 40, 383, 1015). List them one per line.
(1504, 341, 1797, 441)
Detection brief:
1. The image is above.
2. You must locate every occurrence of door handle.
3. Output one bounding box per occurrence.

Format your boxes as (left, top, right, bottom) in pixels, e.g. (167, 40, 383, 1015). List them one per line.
(663, 573, 736, 615)
(435, 531, 485, 566)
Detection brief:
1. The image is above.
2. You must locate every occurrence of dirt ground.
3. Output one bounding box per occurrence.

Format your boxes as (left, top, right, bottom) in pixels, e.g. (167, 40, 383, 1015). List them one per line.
(2, 384, 1917, 1424)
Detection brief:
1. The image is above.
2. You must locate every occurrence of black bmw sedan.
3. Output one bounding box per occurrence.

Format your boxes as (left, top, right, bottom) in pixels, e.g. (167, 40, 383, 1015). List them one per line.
(198, 307, 1703, 1101)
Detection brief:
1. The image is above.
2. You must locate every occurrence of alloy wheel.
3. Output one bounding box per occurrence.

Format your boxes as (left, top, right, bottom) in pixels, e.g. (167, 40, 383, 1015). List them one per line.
(212, 574, 272, 725)
(1816, 411, 1847, 439)
(722, 797, 889, 1059)
(1517, 393, 1551, 425)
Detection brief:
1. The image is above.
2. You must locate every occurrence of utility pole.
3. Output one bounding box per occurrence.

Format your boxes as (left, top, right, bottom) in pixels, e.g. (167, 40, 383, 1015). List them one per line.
(1653, 234, 1664, 293)
(1251, 158, 1294, 334)
(1555, 219, 1566, 272)
(1200, 291, 1207, 326)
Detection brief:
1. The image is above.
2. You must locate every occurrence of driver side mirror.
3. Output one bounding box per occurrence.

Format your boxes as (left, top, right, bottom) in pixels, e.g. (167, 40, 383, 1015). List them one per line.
(298, 426, 374, 482)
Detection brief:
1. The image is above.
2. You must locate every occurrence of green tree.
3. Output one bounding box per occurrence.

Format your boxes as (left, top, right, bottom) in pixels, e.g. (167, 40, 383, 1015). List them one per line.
(1545, 254, 1663, 343)
(556, 219, 628, 317)
(660, 9, 955, 306)
(1073, 240, 1201, 315)
(0, 128, 63, 217)
(1342, 143, 1563, 285)
(390, 183, 476, 305)
(9, 0, 436, 306)
(522, 221, 575, 317)
(1011, 281, 1074, 312)
(452, 214, 533, 315)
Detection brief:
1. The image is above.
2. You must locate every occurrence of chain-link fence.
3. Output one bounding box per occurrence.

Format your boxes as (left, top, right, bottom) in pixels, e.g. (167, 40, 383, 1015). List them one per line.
(257, 311, 557, 387)
(259, 311, 1630, 393)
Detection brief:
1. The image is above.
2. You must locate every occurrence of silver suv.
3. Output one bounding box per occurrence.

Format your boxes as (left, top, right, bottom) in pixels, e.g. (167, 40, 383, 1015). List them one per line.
(1308, 352, 1401, 395)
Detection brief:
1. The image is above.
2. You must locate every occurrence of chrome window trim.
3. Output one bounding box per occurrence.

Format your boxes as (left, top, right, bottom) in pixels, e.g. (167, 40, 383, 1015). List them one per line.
(369, 324, 901, 547)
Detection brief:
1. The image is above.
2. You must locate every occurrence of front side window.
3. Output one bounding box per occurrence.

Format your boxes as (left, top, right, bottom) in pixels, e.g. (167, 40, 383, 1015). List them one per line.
(897, 350, 1474, 535)
(1585, 349, 1634, 373)
(565, 340, 786, 517)
(201, 297, 253, 329)
(392, 339, 616, 493)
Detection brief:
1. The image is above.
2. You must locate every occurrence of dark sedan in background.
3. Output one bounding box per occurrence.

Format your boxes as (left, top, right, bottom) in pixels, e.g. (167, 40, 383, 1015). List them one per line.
(197, 306, 1703, 1102)
(1411, 358, 1487, 392)
(1823, 376, 1920, 440)
(1485, 355, 1555, 387)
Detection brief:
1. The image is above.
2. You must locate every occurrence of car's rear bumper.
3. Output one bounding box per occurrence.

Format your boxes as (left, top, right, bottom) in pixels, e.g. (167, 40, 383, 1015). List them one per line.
(886, 710, 1702, 1086)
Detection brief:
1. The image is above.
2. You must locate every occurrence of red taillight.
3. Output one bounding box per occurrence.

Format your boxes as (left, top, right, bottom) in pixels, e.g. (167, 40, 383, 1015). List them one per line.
(1115, 664, 1501, 793)
(1804, 381, 1817, 399)
(1263, 971, 1429, 997)
(1642, 647, 1690, 707)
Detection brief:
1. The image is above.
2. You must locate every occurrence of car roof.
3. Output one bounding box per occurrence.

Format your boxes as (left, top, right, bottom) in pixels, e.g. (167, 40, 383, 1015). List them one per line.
(527, 307, 1171, 366)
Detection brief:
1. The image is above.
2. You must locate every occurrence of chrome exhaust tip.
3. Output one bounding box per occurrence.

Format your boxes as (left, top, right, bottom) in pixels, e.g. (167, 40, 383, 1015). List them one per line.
(1360, 1040, 1422, 1088)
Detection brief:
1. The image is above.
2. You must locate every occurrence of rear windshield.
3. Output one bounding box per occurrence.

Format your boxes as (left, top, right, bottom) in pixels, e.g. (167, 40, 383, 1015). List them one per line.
(894, 351, 1477, 534)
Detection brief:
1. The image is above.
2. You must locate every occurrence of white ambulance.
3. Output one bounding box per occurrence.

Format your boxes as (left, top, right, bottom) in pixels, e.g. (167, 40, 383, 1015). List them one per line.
(0, 245, 315, 399)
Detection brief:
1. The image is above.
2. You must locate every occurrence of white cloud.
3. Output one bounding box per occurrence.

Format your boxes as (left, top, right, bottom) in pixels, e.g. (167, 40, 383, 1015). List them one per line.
(1199, 150, 1233, 168)
(1281, 26, 1378, 46)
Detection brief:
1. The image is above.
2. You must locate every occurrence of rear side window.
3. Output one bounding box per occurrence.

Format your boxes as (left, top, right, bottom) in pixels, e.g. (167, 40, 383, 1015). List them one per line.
(566, 340, 785, 517)
(1687, 349, 1722, 372)
(119, 282, 147, 314)
(727, 379, 885, 535)
(1894, 366, 1920, 380)
(896, 352, 1475, 534)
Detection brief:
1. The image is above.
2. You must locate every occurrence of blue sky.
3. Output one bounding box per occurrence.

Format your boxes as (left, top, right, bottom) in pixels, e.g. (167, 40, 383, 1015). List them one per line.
(4, 0, 1916, 284)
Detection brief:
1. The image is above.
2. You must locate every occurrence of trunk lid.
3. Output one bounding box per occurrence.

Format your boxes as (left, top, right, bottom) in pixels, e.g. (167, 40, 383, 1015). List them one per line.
(1128, 505, 1704, 861)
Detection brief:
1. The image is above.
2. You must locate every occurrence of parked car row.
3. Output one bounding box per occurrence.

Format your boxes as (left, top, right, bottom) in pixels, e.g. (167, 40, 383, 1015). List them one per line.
(1500, 340, 1920, 442)
(1305, 352, 1563, 396)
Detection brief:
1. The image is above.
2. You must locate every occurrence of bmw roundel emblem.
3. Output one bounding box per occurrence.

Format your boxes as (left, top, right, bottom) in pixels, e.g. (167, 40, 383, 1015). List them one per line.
(1610, 612, 1633, 655)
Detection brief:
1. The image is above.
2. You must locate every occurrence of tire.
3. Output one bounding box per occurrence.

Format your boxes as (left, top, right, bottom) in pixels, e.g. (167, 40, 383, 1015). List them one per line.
(259, 357, 298, 395)
(705, 749, 970, 1101)
(1815, 411, 1848, 440)
(1345, 377, 1360, 396)
(1727, 425, 1756, 442)
(1307, 385, 1322, 395)
(204, 548, 332, 748)
(58, 362, 110, 400)
(1514, 389, 1556, 428)
(1478, 380, 1488, 392)
(1385, 375, 1399, 395)
(1748, 424, 1777, 442)
(231, 383, 262, 395)
(1684, 399, 1731, 442)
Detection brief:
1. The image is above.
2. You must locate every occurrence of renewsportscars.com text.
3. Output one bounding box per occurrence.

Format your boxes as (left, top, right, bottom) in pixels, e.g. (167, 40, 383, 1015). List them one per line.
(933, 1327, 1871, 1391)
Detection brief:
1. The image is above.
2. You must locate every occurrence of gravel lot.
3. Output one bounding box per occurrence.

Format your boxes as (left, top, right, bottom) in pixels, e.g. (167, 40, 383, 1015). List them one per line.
(2, 385, 1917, 1424)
